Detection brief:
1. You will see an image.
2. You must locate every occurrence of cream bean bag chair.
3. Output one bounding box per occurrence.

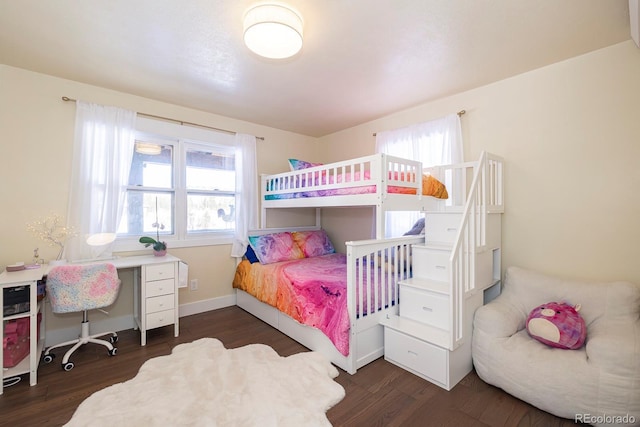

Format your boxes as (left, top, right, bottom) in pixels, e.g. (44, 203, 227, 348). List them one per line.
(472, 267, 640, 426)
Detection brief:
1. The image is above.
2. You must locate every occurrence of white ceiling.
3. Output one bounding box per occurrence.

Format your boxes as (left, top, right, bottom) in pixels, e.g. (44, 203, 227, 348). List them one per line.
(0, 0, 632, 137)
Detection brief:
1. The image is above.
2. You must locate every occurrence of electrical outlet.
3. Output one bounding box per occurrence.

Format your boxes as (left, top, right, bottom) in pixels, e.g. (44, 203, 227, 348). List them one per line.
(189, 279, 198, 291)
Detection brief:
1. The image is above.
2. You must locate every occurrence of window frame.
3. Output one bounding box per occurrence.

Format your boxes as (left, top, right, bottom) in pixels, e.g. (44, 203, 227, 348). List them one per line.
(113, 117, 236, 253)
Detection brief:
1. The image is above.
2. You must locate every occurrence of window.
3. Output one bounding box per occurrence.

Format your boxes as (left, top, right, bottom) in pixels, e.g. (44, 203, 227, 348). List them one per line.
(115, 117, 236, 251)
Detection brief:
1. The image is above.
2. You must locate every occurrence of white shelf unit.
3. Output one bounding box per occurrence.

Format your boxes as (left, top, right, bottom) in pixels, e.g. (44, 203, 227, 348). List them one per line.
(1, 268, 46, 394)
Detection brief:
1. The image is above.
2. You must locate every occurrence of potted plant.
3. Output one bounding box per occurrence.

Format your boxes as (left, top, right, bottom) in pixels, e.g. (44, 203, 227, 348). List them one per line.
(139, 198, 167, 256)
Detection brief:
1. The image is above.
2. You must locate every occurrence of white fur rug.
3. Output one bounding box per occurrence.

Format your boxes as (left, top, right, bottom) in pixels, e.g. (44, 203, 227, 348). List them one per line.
(65, 338, 345, 427)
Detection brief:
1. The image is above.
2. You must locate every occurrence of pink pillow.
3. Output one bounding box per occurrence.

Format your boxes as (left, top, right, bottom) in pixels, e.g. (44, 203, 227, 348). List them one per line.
(291, 230, 335, 258)
(526, 302, 587, 350)
(248, 232, 305, 264)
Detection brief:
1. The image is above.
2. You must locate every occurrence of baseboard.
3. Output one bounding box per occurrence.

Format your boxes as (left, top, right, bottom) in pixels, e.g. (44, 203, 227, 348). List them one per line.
(178, 294, 237, 317)
(44, 294, 237, 347)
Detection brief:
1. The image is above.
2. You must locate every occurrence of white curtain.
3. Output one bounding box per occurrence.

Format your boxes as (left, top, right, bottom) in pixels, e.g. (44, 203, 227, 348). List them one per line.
(375, 113, 463, 237)
(64, 101, 136, 261)
(231, 133, 258, 257)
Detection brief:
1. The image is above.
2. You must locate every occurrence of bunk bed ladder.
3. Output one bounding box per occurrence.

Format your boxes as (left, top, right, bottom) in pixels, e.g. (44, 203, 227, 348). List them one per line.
(449, 151, 504, 350)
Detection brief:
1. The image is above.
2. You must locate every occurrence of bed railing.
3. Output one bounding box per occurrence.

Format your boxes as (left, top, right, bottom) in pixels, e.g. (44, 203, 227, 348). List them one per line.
(261, 153, 423, 200)
(345, 235, 424, 368)
(449, 151, 504, 349)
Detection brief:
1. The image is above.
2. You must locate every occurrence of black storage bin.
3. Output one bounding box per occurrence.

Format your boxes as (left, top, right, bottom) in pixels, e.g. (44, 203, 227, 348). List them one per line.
(3, 285, 30, 316)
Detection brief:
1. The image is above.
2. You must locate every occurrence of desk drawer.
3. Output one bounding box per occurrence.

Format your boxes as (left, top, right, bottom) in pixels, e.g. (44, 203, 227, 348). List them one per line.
(146, 263, 175, 281)
(146, 294, 175, 314)
(385, 328, 447, 385)
(146, 309, 174, 330)
(146, 279, 175, 298)
(400, 286, 449, 330)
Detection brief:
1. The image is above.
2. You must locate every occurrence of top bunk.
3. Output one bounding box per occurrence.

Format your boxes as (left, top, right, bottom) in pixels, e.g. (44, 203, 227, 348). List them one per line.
(261, 153, 445, 211)
(260, 151, 504, 240)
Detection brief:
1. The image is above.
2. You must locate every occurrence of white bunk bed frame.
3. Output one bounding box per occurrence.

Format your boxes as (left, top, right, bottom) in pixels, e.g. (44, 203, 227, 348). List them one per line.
(236, 229, 423, 374)
(236, 152, 502, 374)
(261, 153, 429, 239)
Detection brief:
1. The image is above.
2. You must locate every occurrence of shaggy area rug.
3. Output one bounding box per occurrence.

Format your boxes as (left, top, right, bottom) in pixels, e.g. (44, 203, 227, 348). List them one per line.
(65, 338, 345, 426)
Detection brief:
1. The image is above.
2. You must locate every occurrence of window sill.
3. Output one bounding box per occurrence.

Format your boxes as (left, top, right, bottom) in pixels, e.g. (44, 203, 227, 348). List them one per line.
(113, 235, 234, 252)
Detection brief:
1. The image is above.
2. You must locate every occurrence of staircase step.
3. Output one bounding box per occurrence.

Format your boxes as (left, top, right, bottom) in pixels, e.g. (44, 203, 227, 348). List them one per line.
(380, 314, 451, 350)
(401, 277, 449, 295)
(414, 242, 452, 252)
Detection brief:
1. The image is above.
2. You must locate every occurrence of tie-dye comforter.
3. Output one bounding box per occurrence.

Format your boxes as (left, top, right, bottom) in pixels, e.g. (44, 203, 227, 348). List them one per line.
(234, 253, 395, 356)
(264, 172, 447, 200)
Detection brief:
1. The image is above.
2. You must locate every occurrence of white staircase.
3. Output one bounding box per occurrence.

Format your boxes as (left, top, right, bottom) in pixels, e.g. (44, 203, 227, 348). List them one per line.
(381, 152, 504, 390)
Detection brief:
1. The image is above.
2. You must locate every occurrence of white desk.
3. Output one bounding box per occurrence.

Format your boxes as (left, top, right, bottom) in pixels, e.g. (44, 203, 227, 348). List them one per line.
(80, 254, 182, 346)
(1, 254, 182, 393)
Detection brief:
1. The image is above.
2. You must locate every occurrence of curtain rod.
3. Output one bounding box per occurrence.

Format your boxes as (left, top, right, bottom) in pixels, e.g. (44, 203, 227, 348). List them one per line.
(372, 109, 466, 137)
(61, 96, 265, 141)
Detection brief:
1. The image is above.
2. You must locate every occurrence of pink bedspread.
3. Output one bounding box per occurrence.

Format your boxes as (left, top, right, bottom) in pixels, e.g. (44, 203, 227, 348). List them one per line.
(233, 253, 349, 356)
(233, 253, 402, 356)
(233, 253, 351, 355)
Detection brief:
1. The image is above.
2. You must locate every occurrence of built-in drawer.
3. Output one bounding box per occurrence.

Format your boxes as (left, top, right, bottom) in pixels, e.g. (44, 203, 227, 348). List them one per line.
(412, 246, 450, 281)
(146, 309, 174, 330)
(400, 285, 449, 330)
(146, 279, 175, 298)
(145, 263, 175, 282)
(384, 328, 447, 385)
(425, 214, 460, 244)
(146, 293, 175, 314)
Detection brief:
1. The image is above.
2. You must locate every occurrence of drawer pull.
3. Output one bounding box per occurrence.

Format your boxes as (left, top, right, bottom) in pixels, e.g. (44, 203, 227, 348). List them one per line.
(446, 227, 457, 232)
(435, 265, 446, 269)
(407, 350, 419, 357)
(422, 306, 433, 312)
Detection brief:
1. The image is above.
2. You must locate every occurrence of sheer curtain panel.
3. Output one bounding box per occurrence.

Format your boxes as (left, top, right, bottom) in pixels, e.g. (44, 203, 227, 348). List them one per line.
(375, 113, 463, 237)
(231, 133, 258, 257)
(64, 101, 136, 261)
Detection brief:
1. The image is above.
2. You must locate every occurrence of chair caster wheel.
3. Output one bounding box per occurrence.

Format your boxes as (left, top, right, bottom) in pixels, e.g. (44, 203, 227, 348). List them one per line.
(63, 362, 75, 371)
(108, 347, 118, 356)
(43, 354, 55, 364)
(110, 335, 118, 344)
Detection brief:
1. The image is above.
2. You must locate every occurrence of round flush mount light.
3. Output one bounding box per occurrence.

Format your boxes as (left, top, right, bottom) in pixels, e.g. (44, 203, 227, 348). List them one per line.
(243, 4, 303, 59)
(135, 142, 162, 155)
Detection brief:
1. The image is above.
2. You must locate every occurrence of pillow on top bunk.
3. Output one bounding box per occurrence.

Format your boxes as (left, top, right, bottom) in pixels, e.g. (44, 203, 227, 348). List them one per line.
(291, 229, 336, 258)
(248, 232, 305, 265)
(288, 158, 323, 171)
(422, 174, 448, 199)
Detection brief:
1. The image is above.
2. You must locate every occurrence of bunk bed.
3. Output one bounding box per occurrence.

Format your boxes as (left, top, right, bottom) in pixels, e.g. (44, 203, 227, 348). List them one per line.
(232, 153, 464, 374)
(260, 153, 450, 238)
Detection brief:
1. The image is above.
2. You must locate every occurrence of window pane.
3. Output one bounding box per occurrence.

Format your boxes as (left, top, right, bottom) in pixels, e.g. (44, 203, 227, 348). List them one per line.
(118, 192, 173, 236)
(188, 194, 235, 232)
(128, 142, 173, 188)
(186, 149, 235, 191)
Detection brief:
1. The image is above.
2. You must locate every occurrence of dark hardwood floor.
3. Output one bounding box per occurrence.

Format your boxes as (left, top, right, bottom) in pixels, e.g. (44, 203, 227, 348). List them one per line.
(1, 306, 578, 427)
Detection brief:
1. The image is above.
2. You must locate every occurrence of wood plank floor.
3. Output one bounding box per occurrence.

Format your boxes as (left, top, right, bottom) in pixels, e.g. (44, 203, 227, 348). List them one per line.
(1, 306, 578, 427)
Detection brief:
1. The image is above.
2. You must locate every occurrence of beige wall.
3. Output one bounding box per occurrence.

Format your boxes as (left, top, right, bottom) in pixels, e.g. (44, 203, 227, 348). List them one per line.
(319, 40, 640, 284)
(2, 40, 639, 335)
(0, 65, 320, 333)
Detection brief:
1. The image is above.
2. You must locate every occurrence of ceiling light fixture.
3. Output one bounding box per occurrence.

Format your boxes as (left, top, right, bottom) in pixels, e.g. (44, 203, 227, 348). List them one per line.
(135, 142, 162, 155)
(243, 4, 303, 59)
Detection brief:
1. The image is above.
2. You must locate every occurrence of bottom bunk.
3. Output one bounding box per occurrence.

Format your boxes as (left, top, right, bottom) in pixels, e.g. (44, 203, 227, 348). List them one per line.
(233, 227, 424, 374)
